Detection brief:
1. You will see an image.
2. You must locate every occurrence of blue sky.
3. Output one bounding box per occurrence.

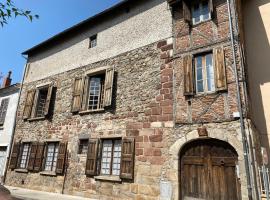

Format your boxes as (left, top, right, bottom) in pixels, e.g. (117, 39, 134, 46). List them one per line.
(0, 0, 121, 84)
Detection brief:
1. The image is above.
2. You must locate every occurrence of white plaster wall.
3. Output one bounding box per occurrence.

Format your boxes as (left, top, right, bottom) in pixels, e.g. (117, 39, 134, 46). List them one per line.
(0, 90, 19, 177)
(25, 0, 172, 83)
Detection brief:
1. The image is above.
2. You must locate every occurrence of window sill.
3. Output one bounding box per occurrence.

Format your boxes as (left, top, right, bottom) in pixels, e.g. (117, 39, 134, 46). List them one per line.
(78, 154, 87, 157)
(194, 91, 218, 97)
(79, 109, 104, 115)
(14, 169, 28, 173)
(40, 171, 57, 176)
(192, 18, 212, 27)
(28, 117, 46, 122)
(94, 175, 122, 182)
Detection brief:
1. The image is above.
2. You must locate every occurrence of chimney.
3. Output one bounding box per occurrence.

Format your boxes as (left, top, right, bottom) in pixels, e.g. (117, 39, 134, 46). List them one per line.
(2, 71, 12, 88)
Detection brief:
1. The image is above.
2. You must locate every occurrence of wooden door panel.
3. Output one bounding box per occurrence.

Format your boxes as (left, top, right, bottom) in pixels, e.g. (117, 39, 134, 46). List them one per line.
(180, 139, 240, 200)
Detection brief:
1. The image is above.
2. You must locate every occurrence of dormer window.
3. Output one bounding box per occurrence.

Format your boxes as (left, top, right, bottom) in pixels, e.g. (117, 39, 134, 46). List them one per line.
(192, 0, 211, 25)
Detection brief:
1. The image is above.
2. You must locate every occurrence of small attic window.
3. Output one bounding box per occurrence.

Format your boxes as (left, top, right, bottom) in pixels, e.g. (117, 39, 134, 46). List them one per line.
(89, 34, 97, 48)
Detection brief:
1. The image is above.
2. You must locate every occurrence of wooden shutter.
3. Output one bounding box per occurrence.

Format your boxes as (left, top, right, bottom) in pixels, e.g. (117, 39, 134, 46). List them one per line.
(33, 142, 45, 172)
(56, 142, 68, 174)
(44, 84, 53, 116)
(27, 142, 38, 171)
(214, 47, 227, 91)
(183, 55, 194, 95)
(0, 98, 9, 126)
(103, 67, 114, 107)
(85, 139, 99, 176)
(23, 90, 36, 119)
(183, 0, 191, 24)
(71, 77, 84, 112)
(81, 76, 89, 111)
(120, 137, 135, 180)
(9, 142, 21, 170)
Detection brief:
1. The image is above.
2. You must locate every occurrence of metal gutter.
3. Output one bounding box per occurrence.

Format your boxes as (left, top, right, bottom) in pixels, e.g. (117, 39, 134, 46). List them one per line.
(227, 0, 253, 199)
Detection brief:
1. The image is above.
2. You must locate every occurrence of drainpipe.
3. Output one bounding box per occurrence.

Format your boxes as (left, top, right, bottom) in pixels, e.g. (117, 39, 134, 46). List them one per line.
(3, 62, 28, 184)
(226, 0, 253, 199)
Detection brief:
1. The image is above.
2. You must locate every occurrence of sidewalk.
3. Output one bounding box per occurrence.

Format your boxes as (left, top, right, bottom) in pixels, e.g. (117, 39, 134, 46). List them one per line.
(5, 186, 96, 200)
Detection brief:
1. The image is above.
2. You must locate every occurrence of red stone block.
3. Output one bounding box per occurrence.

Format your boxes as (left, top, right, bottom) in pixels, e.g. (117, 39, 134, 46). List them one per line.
(149, 135, 162, 142)
(152, 107, 162, 115)
(157, 40, 167, 48)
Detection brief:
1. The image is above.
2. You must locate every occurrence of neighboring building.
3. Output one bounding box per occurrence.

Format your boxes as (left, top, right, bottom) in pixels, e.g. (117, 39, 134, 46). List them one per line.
(0, 72, 20, 183)
(4, 0, 262, 199)
(243, 0, 270, 165)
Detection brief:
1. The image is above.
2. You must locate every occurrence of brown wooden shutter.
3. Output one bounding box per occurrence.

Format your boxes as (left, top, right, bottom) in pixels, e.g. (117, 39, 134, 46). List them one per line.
(33, 142, 45, 172)
(44, 84, 53, 116)
(0, 98, 9, 126)
(120, 137, 135, 180)
(27, 142, 38, 171)
(214, 47, 227, 91)
(209, 0, 214, 17)
(85, 139, 99, 176)
(183, 55, 194, 95)
(56, 142, 68, 174)
(71, 77, 84, 113)
(23, 90, 36, 119)
(9, 142, 21, 170)
(103, 68, 114, 107)
(183, 0, 191, 24)
(81, 76, 89, 111)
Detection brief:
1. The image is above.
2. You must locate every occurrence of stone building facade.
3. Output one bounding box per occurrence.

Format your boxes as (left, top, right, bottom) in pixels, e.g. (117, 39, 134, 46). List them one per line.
(0, 72, 20, 183)
(5, 0, 262, 199)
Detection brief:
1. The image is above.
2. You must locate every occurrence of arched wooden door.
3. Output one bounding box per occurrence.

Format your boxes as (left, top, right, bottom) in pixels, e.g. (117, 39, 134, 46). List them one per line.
(180, 139, 241, 200)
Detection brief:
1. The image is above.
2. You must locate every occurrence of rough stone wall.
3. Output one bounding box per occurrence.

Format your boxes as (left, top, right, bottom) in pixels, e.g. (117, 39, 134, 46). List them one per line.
(172, 0, 247, 124)
(5, 40, 175, 200)
(25, 0, 172, 83)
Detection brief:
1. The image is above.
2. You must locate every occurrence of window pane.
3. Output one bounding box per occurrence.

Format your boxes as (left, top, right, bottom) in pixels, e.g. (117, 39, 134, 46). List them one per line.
(202, 1, 210, 20)
(206, 54, 215, 91)
(197, 81, 204, 93)
(101, 140, 113, 175)
(36, 88, 48, 117)
(45, 143, 58, 172)
(112, 140, 122, 176)
(88, 75, 105, 111)
(192, 3, 200, 23)
(20, 143, 30, 169)
(197, 68, 203, 81)
(196, 56, 204, 92)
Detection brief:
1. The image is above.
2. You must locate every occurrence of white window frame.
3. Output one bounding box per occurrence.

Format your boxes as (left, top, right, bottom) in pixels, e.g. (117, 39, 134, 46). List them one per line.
(19, 143, 31, 169)
(195, 53, 215, 94)
(100, 139, 122, 176)
(85, 73, 105, 111)
(44, 142, 59, 172)
(192, 0, 211, 25)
